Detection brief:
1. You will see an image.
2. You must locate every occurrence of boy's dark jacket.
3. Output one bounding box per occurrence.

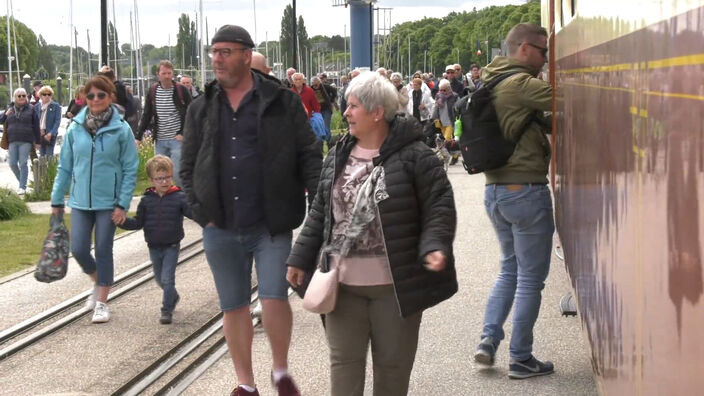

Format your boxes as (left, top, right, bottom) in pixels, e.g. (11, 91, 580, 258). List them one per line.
(120, 186, 193, 247)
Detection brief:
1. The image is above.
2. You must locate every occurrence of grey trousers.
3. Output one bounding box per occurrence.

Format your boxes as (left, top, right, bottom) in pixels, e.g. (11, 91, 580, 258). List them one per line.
(325, 284, 422, 396)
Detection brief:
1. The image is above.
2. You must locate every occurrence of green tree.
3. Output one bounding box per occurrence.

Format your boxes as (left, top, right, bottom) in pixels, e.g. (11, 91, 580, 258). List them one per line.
(0, 16, 39, 86)
(36, 35, 55, 79)
(175, 13, 197, 69)
(279, 4, 296, 68)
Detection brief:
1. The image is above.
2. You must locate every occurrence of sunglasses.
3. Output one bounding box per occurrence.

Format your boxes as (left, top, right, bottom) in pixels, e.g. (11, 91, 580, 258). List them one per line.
(86, 92, 108, 100)
(151, 176, 172, 183)
(523, 42, 548, 57)
(16, 94, 26, 98)
(41, 93, 52, 96)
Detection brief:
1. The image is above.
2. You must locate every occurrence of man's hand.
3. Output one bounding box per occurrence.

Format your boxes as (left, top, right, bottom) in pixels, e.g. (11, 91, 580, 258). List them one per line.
(423, 250, 447, 272)
(175, 135, 184, 142)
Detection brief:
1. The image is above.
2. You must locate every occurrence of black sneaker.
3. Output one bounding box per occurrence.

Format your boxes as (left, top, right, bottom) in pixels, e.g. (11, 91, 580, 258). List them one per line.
(159, 311, 172, 324)
(473, 336, 497, 366)
(508, 355, 554, 379)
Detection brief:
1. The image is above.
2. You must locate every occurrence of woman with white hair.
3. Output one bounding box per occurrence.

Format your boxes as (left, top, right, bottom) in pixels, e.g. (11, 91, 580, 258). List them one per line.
(0, 88, 40, 194)
(34, 85, 62, 157)
(389, 72, 409, 112)
(431, 79, 459, 142)
(286, 71, 457, 395)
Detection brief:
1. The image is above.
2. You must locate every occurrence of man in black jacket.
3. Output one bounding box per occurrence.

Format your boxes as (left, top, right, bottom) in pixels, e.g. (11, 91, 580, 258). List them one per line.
(180, 25, 320, 396)
(137, 60, 192, 186)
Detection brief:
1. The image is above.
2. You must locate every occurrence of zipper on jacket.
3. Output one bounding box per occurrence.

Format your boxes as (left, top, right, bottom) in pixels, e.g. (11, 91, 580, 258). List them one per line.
(375, 202, 403, 317)
(89, 137, 95, 208)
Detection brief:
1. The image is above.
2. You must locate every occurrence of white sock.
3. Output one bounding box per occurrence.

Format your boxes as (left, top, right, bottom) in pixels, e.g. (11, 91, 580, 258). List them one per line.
(239, 384, 256, 392)
(273, 368, 289, 383)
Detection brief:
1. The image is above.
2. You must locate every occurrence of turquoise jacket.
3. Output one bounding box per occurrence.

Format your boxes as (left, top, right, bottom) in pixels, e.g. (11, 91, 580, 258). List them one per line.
(51, 106, 138, 211)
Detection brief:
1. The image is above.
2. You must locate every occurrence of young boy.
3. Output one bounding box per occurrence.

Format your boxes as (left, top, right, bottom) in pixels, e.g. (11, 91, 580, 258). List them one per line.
(118, 155, 193, 324)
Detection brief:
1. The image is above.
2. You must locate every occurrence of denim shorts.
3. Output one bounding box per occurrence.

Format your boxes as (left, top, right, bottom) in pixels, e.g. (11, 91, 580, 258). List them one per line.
(202, 223, 292, 311)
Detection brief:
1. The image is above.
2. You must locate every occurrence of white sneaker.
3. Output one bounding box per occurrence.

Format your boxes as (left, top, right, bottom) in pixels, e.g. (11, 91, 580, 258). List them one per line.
(92, 302, 110, 323)
(85, 285, 99, 310)
(17, 188, 25, 195)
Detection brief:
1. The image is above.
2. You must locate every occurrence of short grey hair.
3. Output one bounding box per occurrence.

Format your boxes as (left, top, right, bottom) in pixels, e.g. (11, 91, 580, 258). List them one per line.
(345, 71, 399, 123)
(310, 76, 321, 85)
(438, 79, 451, 90)
(13, 88, 27, 98)
(390, 72, 403, 82)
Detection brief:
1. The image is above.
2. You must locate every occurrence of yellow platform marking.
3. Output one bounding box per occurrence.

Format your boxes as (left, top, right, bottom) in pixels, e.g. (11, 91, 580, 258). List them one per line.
(559, 53, 704, 74)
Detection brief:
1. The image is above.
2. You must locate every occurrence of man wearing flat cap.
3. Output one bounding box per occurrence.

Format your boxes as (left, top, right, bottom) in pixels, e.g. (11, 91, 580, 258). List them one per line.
(180, 24, 319, 396)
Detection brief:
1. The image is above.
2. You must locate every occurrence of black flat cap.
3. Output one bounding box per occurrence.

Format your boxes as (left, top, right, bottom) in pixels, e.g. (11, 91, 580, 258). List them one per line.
(212, 25, 255, 48)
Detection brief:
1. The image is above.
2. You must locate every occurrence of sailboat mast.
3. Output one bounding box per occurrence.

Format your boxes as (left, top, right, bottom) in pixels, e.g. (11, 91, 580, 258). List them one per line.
(6, 1, 12, 97)
(69, 0, 73, 97)
(111, 0, 118, 77)
(199, 0, 205, 89)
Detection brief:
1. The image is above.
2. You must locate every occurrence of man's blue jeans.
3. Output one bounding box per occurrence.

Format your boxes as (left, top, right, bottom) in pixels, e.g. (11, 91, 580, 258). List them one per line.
(8, 141, 31, 189)
(149, 245, 180, 313)
(481, 184, 554, 361)
(321, 108, 333, 131)
(155, 138, 182, 185)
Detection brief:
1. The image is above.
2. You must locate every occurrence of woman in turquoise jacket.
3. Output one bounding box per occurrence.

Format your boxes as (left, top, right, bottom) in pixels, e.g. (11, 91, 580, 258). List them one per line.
(51, 75, 138, 324)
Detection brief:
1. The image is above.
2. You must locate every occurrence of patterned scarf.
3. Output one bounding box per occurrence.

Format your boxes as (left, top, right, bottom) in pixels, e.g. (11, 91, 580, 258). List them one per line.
(12, 103, 27, 119)
(326, 164, 389, 257)
(435, 90, 452, 108)
(84, 106, 113, 135)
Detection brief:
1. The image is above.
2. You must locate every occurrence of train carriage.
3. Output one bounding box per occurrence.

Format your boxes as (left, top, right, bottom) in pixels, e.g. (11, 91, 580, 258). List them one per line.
(542, 0, 704, 393)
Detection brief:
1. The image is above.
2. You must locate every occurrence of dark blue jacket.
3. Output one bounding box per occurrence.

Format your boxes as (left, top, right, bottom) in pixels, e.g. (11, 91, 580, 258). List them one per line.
(34, 100, 62, 138)
(0, 103, 40, 144)
(120, 186, 193, 247)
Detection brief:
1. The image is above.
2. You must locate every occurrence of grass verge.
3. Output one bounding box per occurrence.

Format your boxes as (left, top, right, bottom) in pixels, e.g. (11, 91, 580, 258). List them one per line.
(0, 212, 133, 278)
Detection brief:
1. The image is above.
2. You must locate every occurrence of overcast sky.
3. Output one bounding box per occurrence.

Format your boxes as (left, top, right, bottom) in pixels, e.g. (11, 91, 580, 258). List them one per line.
(10, 0, 525, 49)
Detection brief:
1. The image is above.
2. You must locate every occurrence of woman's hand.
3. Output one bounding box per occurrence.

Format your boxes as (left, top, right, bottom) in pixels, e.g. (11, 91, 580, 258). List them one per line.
(112, 207, 126, 225)
(5, 109, 12, 116)
(66, 112, 73, 118)
(423, 250, 447, 272)
(287, 266, 306, 287)
(43, 134, 52, 142)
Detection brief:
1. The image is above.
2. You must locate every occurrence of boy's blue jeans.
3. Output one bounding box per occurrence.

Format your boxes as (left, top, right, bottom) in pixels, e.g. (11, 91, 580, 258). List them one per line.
(481, 184, 554, 361)
(149, 244, 180, 313)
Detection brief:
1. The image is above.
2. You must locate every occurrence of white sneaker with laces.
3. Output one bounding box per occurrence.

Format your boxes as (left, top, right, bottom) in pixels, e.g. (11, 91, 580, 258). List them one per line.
(92, 302, 110, 323)
(85, 285, 99, 310)
(17, 188, 25, 195)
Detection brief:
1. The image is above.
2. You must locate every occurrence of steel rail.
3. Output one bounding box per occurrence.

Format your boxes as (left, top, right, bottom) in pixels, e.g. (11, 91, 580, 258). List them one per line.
(113, 289, 261, 396)
(0, 244, 205, 361)
(0, 238, 202, 345)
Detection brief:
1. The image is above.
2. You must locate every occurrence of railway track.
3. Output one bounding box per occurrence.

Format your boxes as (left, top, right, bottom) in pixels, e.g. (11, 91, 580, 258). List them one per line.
(0, 238, 205, 361)
(113, 288, 295, 396)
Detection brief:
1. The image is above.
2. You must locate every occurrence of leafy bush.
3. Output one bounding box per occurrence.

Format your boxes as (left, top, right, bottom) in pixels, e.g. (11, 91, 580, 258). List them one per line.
(0, 187, 30, 221)
(135, 136, 155, 193)
(26, 155, 59, 202)
(330, 109, 345, 133)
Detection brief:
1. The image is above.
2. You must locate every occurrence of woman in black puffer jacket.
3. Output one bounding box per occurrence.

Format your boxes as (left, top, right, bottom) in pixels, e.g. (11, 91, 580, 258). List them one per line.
(286, 71, 457, 396)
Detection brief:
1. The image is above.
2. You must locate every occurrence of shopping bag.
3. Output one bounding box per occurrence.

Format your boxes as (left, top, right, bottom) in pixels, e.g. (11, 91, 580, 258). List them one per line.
(34, 214, 70, 283)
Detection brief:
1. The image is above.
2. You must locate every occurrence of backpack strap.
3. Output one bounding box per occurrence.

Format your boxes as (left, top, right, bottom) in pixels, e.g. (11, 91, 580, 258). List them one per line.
(150, 83, 158, 107)
(483, 71, 522, 91)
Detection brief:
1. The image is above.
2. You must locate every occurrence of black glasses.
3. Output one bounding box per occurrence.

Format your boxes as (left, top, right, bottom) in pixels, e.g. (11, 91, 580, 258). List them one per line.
(522, 42, 548, 57)
(151, 176, 172, 183)
(41, 93, 52, 96)
(208, 47, 249, 58)
(86, 92, 108, 100)
(16, 94, 26, 98)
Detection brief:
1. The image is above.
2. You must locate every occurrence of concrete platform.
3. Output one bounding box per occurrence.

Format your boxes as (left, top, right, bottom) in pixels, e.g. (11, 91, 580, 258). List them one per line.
(0, 164, 598, 395)
(186, 166, 598, 395)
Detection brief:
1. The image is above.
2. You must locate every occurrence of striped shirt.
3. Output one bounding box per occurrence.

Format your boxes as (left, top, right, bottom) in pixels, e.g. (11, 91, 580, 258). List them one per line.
(155, 85, 181, 140)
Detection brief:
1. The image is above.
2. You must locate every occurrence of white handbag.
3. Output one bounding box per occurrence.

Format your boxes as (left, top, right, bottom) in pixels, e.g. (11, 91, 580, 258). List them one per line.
(302, 252, 339, 314)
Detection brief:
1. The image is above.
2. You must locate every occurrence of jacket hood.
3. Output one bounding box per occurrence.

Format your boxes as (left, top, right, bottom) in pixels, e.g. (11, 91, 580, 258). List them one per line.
(145, 185, 182, 196)
(72, 105, 124, 129)
(335, 115, 424, 166)
(482, 56, 538, 83)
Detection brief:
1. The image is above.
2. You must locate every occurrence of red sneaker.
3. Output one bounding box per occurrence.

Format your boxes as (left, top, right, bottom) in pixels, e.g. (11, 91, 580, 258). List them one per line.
(274, 376, 300, 396)
(230, 385, 260, 396)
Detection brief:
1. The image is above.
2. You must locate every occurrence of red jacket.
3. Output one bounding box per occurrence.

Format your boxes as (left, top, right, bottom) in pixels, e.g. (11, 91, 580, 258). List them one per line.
(292, 85, 320, 119)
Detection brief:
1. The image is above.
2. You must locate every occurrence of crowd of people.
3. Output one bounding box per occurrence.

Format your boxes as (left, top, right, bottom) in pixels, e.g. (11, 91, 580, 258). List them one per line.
(1, 19, 553, 396)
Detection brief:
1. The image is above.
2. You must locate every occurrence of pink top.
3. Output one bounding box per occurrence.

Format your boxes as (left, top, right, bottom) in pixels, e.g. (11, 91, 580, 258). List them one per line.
(329, 145, 392, 286)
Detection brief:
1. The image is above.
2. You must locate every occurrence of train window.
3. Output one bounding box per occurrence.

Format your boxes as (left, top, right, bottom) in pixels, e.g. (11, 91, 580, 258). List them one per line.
(571, 0, 576, 17)
(561, 0, 575, 25)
